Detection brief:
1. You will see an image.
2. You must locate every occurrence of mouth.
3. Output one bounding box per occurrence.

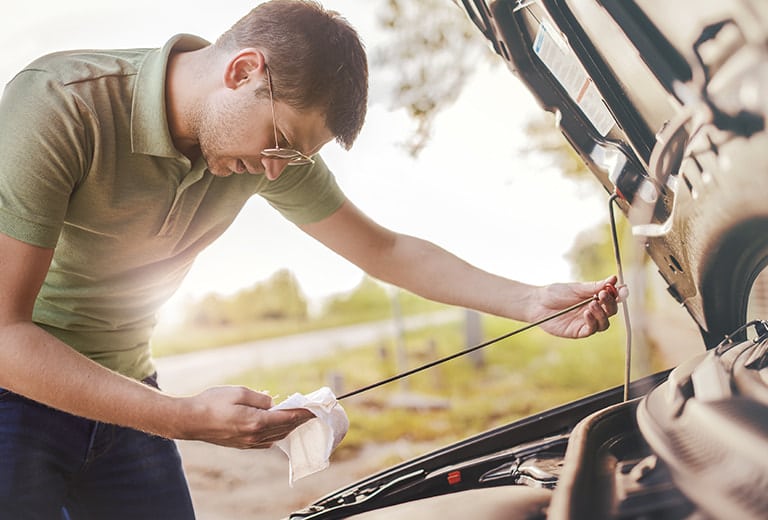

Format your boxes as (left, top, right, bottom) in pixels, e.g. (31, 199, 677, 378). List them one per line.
(234, 159, 266, 175)
(232, 159, 247, 174)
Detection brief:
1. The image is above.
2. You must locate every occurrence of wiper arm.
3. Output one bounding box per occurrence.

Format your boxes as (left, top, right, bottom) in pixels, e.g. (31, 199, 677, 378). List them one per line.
(289, 469, 426, 519)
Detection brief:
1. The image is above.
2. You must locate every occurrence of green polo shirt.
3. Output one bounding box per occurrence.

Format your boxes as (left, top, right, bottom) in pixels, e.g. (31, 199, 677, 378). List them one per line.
(0, 35, 346, 380)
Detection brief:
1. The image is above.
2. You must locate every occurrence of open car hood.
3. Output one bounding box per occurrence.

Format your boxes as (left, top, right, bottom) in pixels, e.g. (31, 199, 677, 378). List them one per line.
(287, 2, 768, 519)
(462, 0, 768, 347)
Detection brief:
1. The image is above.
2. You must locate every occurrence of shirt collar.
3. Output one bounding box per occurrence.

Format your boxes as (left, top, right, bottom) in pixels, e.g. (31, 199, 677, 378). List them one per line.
(130, 34, 209, 158)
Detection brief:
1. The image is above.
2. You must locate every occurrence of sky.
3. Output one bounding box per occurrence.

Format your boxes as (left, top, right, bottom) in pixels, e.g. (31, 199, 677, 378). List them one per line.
(1, 0, 609, 324)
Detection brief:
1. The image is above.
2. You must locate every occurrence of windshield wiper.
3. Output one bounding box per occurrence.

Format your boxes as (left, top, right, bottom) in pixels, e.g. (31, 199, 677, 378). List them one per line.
(288, 469, 426, 519)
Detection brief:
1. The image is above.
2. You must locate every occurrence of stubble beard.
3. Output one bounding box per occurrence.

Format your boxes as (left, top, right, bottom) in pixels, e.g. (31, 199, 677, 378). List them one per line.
(192, 99, 236, 177)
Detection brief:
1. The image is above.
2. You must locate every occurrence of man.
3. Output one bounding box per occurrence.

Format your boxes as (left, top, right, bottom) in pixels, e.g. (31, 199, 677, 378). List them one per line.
(0, 1, 622, 518)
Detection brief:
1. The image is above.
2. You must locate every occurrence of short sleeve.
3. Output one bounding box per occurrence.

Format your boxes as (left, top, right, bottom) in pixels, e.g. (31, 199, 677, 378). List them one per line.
(258, 154, 346, 225)
(0, 68, 91, 248)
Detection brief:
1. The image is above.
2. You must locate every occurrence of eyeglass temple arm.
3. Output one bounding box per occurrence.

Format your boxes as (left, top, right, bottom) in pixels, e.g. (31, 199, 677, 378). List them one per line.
(265, 66, 280, 149)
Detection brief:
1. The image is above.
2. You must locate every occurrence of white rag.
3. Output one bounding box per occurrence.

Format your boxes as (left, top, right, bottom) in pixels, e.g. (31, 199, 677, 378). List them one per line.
(271, 386, 349, 485)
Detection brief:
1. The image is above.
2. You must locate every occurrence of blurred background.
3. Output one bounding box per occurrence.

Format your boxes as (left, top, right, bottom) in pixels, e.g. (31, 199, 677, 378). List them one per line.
(1, 1, 702, 518)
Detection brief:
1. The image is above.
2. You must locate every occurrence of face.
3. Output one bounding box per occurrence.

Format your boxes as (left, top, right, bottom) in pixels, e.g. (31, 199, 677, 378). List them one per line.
(195, 86, 332, 180)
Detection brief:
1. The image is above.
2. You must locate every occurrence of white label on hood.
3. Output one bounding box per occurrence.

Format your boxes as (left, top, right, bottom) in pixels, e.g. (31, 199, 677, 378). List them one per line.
(533, 20, 615, 137)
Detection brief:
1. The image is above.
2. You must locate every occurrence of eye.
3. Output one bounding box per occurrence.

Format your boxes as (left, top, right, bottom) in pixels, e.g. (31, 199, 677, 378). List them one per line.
(277, 132, 292, 149)
(274, 125, 294, 149)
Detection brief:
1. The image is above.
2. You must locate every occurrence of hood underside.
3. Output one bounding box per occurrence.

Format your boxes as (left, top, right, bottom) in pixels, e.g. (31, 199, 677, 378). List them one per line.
(462, 0, 768, 346)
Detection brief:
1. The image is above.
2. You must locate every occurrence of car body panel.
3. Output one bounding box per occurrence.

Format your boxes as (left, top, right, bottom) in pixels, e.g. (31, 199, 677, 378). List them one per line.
(290, 1, 768, 518)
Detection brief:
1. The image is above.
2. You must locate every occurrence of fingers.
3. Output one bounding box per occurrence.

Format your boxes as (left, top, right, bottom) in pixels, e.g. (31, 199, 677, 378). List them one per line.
(180, 387, 316, 450)
(585, 300, 610, 333)
(586, 275, 632, 335)
(261, 408, 315, 435)
(597, 287, 619, 317)
(582, 307, 600, 336)
(590, 275, 628, 324)
(240, 408, 316, 449)
(281, 407, 316, 423)
(600, 275, 628, 302)
(219, 409, 312, 450)
(600, 274, 618, 291)
(577, 286, 615, 337)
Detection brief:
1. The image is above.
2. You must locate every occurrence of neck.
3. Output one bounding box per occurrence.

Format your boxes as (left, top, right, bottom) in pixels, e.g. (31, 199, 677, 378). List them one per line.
(165, 47, 215, 161)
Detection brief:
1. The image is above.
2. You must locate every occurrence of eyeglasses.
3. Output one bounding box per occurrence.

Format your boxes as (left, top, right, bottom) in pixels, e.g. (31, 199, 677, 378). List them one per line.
(261, 66, 314, 166)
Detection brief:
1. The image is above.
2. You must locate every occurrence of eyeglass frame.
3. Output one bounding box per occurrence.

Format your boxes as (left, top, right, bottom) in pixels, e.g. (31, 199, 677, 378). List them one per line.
(261, 66, 315, 166)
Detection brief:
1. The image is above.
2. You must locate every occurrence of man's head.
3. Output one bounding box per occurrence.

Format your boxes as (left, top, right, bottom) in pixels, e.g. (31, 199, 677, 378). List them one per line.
(214, 0, 368, 151)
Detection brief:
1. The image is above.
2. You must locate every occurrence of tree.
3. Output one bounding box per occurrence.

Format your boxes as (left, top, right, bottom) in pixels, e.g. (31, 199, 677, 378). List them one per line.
(184, 269, 308, 326)
(322, 276, 390, 319)
(520, 114, 596, 181)
(374, 0, 625, 279)
(373, 0, 496, 156)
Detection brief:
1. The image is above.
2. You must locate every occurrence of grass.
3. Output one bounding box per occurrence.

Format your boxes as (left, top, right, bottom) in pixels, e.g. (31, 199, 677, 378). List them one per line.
(228, 314, 630, 461)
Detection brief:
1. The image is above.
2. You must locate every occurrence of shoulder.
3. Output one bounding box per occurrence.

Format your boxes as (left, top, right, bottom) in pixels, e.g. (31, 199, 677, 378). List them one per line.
(17, 47, 152, 88)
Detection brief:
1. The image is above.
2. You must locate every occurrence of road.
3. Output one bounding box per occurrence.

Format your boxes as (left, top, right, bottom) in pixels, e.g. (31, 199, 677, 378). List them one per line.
(154, 309, 463, 395)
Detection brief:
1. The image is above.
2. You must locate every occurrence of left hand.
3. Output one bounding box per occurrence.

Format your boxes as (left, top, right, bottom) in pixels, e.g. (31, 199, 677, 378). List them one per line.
(529, 275, 626, 339)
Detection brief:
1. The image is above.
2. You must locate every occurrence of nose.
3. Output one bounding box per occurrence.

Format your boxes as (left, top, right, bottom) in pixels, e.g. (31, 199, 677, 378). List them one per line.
(262, 157, 291, 181)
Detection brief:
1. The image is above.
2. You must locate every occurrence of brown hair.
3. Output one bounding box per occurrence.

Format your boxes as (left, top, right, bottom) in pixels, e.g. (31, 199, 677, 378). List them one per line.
(215, 0, 368, 150)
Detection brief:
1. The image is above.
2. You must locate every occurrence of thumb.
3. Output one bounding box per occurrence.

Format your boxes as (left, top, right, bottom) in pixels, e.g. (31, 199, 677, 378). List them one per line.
(235, 387, 274, 409)
(600, 275, 629, 302)
(575, 276, 615, 298)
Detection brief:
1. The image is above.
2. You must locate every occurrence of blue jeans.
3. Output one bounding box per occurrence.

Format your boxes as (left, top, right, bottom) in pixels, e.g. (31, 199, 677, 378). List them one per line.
(0, 375, 195, 520)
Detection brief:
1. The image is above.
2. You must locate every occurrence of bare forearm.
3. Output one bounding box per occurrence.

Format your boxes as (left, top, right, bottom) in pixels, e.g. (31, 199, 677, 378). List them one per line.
(302, 202, 622, 339)
(0, 321, 316, 447)
(364, 234, 537, 321)
(0, 233, 313, 448)
(365, 234, 622, 339)
(0, 321, 181, 438)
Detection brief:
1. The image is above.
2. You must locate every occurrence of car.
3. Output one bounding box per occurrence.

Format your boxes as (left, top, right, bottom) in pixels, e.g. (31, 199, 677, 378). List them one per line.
(286, 0, 768, 518)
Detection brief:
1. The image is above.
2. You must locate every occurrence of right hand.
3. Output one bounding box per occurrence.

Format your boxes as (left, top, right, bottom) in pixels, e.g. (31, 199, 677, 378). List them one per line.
(173, 386, 314, 449)
(528, 276, 627, 339)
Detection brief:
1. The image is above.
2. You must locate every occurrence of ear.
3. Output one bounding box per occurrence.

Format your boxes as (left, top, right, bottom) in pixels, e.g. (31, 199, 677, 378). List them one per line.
(223, 48, 266, 90)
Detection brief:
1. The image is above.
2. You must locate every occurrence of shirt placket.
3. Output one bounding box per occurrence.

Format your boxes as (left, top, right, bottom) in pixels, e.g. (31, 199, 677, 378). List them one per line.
(157, 162, 207, 237)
